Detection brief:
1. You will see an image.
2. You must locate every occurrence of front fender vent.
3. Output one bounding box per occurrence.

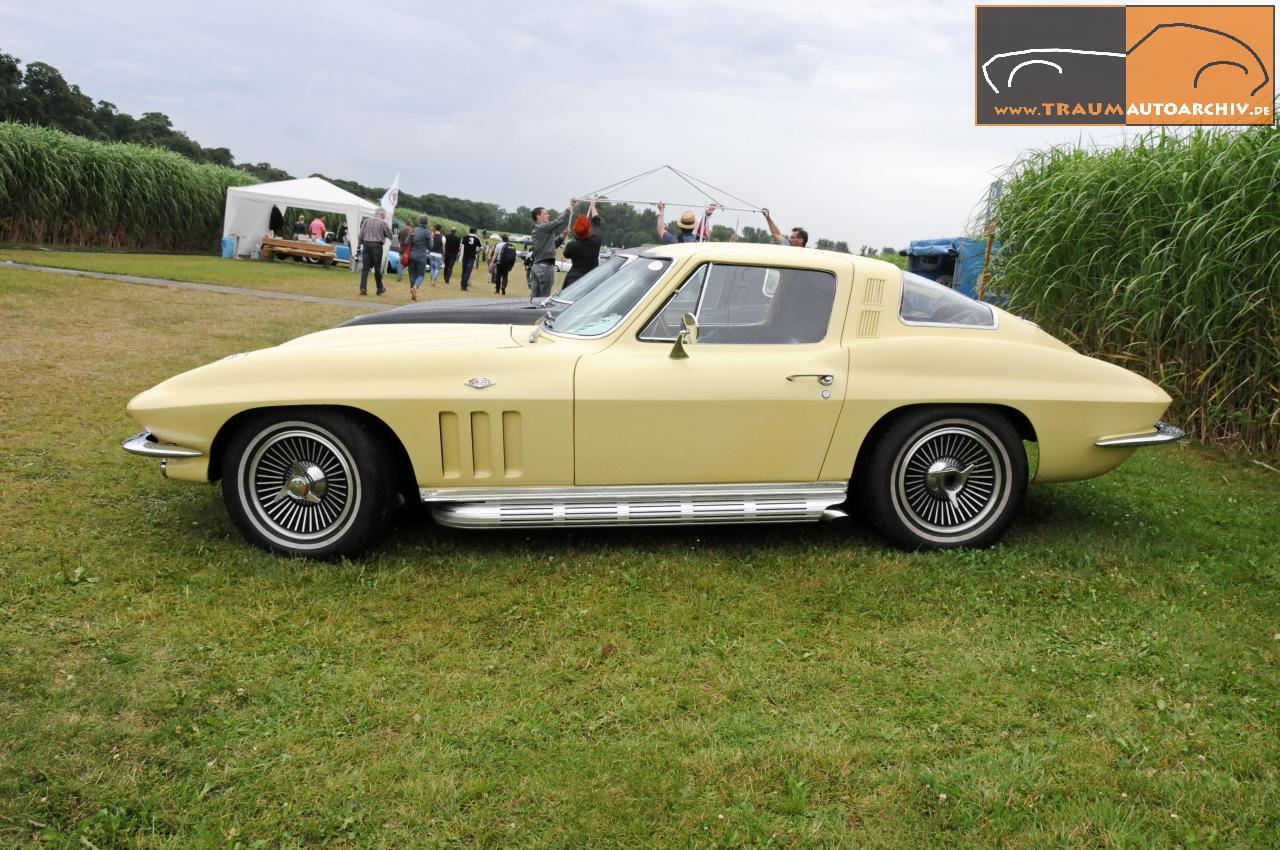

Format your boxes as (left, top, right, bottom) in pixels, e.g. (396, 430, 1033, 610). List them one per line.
(439, 410, 524, 481)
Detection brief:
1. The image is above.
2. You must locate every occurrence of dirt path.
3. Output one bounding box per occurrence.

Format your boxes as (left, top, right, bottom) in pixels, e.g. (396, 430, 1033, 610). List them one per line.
(0, 260, 388, 309)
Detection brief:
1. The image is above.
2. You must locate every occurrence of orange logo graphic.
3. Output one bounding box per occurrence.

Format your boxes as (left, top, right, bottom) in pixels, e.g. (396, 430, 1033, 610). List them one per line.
(1126, 6, 1274, 125)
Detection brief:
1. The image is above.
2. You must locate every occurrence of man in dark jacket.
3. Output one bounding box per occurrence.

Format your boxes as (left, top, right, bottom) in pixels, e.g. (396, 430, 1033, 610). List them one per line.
(459, 226, 483, 291)
(443, 227, 462, 283)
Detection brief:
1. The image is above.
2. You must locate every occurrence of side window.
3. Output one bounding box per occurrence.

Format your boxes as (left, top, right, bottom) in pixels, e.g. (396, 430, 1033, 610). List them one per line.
(899, 271, 995, 328)
(640, 263, 837, 344)
(641, 265, 707, 340)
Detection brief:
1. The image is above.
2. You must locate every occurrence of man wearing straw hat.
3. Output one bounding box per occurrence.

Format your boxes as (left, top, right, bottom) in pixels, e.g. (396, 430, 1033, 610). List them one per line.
(656, 202, 717, 244)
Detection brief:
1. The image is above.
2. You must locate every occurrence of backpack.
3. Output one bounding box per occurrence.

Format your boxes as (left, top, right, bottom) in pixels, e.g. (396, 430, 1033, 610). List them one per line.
(500, 243, 517, 269)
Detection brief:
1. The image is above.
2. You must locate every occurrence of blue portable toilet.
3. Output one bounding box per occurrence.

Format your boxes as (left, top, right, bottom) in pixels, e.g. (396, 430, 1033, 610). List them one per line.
(901, 237, 1002, 302)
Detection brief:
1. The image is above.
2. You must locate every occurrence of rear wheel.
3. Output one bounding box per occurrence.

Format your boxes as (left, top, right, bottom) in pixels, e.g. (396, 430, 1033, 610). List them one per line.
(221, 411, 394, 558)
(858, 408, 1026, 549)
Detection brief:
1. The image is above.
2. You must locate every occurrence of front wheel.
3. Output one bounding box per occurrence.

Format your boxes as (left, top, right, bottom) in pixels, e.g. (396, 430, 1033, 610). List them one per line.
(221, 411, 394, 558)
(858, 408, 1027, 550)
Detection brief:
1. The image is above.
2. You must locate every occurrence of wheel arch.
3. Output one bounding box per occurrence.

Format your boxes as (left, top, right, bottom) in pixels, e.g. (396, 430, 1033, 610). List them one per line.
(849, 403, 1036, 484)
(209, 405, 417, 497)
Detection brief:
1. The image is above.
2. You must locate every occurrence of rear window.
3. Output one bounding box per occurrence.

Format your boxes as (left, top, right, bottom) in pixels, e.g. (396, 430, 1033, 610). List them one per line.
(899, 272, 996, 328)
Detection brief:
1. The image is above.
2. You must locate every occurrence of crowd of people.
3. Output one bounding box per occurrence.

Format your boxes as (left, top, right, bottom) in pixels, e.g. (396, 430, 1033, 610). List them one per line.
(283, 198, 811, 301)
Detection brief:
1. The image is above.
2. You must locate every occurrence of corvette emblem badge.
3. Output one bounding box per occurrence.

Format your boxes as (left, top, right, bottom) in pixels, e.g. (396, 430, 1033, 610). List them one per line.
(465, 377, 495, 389)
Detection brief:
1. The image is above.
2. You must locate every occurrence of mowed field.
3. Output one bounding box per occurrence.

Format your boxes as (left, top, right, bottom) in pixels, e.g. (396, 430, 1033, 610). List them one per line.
(1, 260, 1278, 849)
(0, 248, 536, 304)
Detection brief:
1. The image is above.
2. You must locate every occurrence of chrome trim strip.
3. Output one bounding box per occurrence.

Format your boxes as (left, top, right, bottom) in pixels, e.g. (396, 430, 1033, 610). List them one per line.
(898, 315, 1000, 330)
(122, 431, 203, 459)
(421, 482, 849, 530)
(1095, 420, 1186, 448)
(420, 482, 846, 503)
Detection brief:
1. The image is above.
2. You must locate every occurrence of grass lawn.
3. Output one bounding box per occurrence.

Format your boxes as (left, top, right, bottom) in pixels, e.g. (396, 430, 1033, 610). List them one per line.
(1, 266, 1278, 849)
(0, 247, 536, 306)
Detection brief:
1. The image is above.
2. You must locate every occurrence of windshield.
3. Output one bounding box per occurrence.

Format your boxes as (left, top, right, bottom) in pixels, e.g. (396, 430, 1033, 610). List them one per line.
(546, 257, 672, 337)
(552, 254, 631, 305)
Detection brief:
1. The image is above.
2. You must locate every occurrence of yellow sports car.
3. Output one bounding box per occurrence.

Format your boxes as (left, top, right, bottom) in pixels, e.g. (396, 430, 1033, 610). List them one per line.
(123, 242, 1183, 557)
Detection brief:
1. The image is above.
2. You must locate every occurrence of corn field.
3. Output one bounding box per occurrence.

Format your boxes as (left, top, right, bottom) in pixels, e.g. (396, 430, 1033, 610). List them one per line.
(992, 125, 1280, 454)
(0, 122, 255, 252)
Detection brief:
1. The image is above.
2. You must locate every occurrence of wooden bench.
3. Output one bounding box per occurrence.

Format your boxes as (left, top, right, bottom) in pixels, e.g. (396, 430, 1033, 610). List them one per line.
(260, 236, 338, 267)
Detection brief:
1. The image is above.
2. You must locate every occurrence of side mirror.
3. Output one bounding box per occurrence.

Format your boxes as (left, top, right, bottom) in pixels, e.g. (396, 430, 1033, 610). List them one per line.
(681, 312, 699, 344)
(670, 312, 699, 360)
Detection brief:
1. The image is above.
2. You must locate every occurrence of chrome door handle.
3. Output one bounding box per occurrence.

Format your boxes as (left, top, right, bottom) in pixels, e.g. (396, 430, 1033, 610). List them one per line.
(787, 374, 834, 385)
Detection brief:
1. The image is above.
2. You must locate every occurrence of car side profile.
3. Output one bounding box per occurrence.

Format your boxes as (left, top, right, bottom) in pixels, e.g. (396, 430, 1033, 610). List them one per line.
(124, 242, 1182, 558)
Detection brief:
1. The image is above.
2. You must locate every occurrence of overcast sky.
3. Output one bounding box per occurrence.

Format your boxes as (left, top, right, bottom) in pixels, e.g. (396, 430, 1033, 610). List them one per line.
(2, 0, 1270, 245)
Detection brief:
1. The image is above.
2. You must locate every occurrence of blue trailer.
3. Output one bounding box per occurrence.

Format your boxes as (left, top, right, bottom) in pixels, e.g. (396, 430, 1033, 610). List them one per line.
(901, 237, 1001, 302)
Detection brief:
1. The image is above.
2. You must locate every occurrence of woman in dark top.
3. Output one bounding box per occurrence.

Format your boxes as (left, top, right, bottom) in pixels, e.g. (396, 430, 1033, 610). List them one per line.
(561, 200, 602, 291)
(407, 215, 432, 300)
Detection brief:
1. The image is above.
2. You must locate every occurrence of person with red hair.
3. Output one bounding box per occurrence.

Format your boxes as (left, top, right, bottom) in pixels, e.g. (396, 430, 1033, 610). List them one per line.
(561, 199, 602, 291)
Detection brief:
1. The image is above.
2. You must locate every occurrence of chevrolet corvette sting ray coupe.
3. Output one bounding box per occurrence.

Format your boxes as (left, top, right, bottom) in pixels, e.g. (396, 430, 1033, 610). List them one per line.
(123, 242, 1184, 558)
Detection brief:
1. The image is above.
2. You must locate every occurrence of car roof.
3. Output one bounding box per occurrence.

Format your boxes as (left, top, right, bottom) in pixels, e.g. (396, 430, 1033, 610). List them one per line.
(639, 241, 902, 270)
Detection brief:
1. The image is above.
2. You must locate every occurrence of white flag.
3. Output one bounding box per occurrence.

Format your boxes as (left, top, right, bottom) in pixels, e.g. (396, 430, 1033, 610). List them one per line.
(380, 171, 401, 217)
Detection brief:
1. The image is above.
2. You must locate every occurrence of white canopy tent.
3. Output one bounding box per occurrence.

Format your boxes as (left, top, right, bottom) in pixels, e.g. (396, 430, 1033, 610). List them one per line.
(222, 177, 378, 259)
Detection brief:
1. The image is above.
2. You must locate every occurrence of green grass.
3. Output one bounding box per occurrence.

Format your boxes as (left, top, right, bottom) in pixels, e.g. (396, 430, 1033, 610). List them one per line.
(869, 251, 907, 270)
(0, 124, 494, 255)
(0, 248, 534, 303)
(394, 208, 480, 237)
(2, 267, 1278, 848)
(0, 122, 256, 252)
(992, 125, 1280, 454)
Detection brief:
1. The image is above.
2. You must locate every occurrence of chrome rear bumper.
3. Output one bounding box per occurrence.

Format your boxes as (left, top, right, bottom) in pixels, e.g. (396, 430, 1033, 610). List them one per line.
(1095, 420, 1186, 448)
(122, 431, 203, 459)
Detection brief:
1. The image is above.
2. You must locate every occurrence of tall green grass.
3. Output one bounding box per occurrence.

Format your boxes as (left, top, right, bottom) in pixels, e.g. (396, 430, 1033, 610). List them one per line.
(0, 122, 256, 251)
(992, 125, 1279, 454)
(0, 123, 483, 252)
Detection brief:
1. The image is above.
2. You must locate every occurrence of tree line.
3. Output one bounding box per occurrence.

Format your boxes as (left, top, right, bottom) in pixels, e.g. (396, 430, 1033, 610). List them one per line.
(0, 51, 879, 251)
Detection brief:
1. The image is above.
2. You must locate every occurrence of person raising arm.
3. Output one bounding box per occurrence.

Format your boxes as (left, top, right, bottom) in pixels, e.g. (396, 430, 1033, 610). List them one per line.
(656, 202, 717, 244)
(761, 208, 808, 247)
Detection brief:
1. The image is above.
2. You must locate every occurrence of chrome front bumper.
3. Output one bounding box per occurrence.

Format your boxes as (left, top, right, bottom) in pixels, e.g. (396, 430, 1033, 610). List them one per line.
(122, 431, 203, 459)
(1095, 420, 1186, 448)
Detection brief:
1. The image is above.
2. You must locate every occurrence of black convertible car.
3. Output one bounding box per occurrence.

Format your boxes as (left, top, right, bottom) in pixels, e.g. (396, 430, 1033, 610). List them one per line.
(338, 250, 638, 328)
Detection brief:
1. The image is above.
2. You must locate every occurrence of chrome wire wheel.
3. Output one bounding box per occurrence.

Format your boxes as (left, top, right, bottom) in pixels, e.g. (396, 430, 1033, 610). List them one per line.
(237, 422, 362, 550)
(890, 420, 1012, 543)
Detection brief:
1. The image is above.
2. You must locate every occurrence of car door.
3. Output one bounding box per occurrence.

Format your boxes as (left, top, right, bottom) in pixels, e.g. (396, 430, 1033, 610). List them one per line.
(574, 260, 851, 485)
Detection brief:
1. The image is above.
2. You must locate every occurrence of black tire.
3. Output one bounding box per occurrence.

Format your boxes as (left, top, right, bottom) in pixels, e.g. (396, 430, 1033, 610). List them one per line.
(857, 408, 1027, 550)
(220, 410, 395, 558)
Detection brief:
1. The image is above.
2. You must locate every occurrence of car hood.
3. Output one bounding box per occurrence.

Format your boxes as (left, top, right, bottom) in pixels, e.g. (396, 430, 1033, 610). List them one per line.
(276, 322, 524, 353)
